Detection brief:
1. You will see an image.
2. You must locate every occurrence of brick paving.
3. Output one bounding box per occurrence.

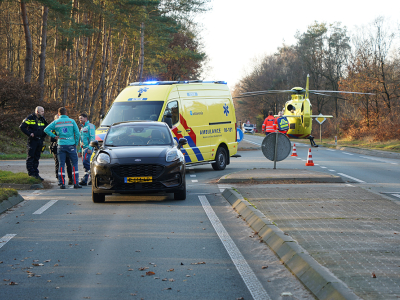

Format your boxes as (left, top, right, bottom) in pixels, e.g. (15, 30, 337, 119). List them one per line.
(238, 184, 400, 300)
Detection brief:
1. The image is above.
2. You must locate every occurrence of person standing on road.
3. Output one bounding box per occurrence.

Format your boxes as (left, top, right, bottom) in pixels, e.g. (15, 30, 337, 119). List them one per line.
(44, 107, 82, 189)
(49, 114, 74, 185)
(262, 111, 276, 135)
(19, 106, 48, 180)
(77, 113, 96, 186)
(275, 111, 289, 134)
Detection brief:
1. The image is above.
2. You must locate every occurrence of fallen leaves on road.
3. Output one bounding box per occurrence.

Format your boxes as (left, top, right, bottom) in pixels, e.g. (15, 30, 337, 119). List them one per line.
(262, 266, 268, 269)
(372, 272, 377, 278)
(191, 262, 206, 265)
(146, 271, 155, 276)
(138, 267, 149, 271)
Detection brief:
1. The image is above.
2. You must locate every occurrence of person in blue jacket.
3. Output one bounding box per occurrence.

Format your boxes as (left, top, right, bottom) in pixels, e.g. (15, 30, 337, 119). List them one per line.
(78, 113, 96, 186)
(44, 107, 82, 189)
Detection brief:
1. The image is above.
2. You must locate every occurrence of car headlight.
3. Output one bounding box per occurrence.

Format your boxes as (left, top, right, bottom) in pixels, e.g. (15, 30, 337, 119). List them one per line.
(97, 153, 111, 164)
(166, 149, 179, 162)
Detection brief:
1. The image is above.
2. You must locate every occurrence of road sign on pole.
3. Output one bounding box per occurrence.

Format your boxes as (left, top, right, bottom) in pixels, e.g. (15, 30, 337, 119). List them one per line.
(237, 128, 244, 143)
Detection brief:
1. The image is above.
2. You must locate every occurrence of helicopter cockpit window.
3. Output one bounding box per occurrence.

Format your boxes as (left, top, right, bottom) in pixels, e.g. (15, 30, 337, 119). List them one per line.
(163, 101, 179, 125)
(287, 104, 295, 112)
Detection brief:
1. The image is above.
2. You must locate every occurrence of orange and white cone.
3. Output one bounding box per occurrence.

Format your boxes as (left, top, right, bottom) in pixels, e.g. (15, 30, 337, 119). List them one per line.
(291, 143, 298, 157)
(305, 148, 314, 166)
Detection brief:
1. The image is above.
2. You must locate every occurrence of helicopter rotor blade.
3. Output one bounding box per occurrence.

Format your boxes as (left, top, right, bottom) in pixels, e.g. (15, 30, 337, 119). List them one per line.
(310, 92, 349, 101)
(309, 90, 374, 95)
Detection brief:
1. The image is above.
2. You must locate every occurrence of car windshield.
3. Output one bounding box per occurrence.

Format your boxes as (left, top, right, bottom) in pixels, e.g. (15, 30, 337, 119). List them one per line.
(104, 124, 173, 146)
(244, 124, 254, 128)
(101, 101, 164, 126)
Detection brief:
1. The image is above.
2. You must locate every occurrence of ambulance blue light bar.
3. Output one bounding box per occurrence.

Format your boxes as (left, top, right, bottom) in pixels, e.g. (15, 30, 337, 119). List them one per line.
(129, 80, 227, 86)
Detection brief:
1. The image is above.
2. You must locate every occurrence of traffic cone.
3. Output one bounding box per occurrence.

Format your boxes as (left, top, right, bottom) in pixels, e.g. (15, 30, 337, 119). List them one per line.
(305, 148, 314, 166)
(291, 143, 298, 157)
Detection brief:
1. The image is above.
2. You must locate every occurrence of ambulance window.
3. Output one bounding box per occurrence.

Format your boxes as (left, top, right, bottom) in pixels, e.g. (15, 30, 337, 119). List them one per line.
(163, 101, 179, 125)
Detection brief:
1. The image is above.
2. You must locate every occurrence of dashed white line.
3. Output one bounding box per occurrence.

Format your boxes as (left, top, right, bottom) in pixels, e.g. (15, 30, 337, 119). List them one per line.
(329, 169, 336, 172)
(198, 195, 271, 300)
(343, 152, 354, 156)
(0, 234, 16, 249)
(191, 180, 198, 183)
(391, 194, 400, 199)
(359, 156, 398, 165)
(320, 166, 327, 169)
(33, 200, 58, 215)
(326, 149, 336, 152)
(337, 173, 366, 183)
(243, 139, 261, 146)
(190, 175, 197, 178)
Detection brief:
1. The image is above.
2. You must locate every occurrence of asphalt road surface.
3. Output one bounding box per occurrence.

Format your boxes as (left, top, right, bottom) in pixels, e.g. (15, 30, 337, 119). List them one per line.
(1, 135, 399, 299)
(1, 151, 313, 300)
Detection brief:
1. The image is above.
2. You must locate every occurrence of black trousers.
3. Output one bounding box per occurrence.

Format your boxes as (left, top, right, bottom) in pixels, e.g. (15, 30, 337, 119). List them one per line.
(26, 138, 43, 176)
(52, 150, 73, 180)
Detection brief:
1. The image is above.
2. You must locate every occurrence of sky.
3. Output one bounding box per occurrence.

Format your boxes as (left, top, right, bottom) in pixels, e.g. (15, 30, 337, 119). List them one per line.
(196, 0, 400, 90)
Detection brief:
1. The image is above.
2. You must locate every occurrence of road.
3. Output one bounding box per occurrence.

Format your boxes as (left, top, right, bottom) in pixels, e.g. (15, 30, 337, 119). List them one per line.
(1, 135, 399, 299)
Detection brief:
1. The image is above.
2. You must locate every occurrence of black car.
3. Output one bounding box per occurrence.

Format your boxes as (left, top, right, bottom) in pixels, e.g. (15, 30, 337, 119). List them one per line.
(90, 121, 187, 203)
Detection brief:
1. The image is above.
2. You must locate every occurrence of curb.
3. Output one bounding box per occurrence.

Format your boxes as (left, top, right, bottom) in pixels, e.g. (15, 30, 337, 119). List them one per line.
(0, 183, 44, 190)
(0, 194, 24, 214)
(222, 188, 361, 300)
(218, 170, 344, 184)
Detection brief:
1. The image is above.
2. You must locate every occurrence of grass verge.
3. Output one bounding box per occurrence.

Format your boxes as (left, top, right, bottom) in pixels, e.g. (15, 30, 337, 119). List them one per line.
(0, 153, 53, 160)
(0, 188, 18, 202)
(0, 170, 41, 184)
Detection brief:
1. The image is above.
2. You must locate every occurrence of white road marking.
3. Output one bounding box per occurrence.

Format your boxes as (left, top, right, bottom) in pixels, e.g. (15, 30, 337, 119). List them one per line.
(346, 184, 355, 187)
(191, 180, 198, 183)
(190, 175, 197, 177)
(326, 149, 336, 151)
(314, 163, 319, 166)
(337, 173, 366, 183)
(243, 139, 261, 146)
(329, 169, 336, 172)
(198, 195, 271, 300)
(343, 152, 354, 155)
(0, 234, 16, 249)
(218, 184, 232, 193)
(360, 156, 398, 165)
(391, 194, 400, 199)
(320, 166, 327, 169)
(33, 200, 58, 215)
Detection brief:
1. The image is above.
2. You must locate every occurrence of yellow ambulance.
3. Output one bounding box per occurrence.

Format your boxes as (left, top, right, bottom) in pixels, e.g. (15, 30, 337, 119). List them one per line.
(95, 81, 239, 170)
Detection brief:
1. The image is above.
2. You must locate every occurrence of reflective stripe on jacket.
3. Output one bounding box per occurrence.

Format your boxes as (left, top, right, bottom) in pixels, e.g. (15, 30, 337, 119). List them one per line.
(20, 113, 48, 139)
(79, 120, 96, 151)
(44, 115, 80, 146)
(276, 116, 289, 131)
(262, 116, 276, 132)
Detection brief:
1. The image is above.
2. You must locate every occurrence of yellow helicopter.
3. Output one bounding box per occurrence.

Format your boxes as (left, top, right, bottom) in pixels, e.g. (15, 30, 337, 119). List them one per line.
(236, 75, 372, 147)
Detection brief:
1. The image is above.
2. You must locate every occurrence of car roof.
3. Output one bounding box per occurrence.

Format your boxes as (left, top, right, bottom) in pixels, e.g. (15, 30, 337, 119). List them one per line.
(111, 121, 167, 127)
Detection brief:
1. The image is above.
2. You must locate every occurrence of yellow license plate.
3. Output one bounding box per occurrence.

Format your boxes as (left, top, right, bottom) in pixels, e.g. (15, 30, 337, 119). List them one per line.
(124, 177, 152, 183)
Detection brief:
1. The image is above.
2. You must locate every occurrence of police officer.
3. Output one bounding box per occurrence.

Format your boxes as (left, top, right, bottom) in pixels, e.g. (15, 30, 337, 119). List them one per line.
(44, 107, 82, 189)
(77, 113, 96, 186)
(20, 106, 48, 180)
(262, 111, 276, 135)
(50, 114, 74, 185)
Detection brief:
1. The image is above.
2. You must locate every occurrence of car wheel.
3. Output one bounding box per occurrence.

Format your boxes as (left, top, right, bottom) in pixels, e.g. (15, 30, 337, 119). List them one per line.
(92, 185, 105, 203)
(212, 147, 227, 170)
(174, 184, 186, 200)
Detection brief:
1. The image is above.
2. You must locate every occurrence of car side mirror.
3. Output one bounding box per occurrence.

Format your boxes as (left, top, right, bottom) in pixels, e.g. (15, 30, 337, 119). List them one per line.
(90, 140, 99, 150)
(177, 138, 187, 149)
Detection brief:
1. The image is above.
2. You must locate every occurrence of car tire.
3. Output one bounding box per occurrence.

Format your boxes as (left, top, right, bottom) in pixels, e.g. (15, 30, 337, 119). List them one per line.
(212, 147, 227, 170)
(92, 185, 105, 203)
(174, 184, 186, 200)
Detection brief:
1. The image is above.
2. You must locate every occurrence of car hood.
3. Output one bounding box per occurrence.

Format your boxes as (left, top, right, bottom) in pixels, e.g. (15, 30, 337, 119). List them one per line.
(103, 146, 170, 159)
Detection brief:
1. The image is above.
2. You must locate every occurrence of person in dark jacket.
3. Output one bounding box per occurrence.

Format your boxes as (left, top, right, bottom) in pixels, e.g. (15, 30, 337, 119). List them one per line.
(20, 106, 48, 180)
(49, 114, 73, 185)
